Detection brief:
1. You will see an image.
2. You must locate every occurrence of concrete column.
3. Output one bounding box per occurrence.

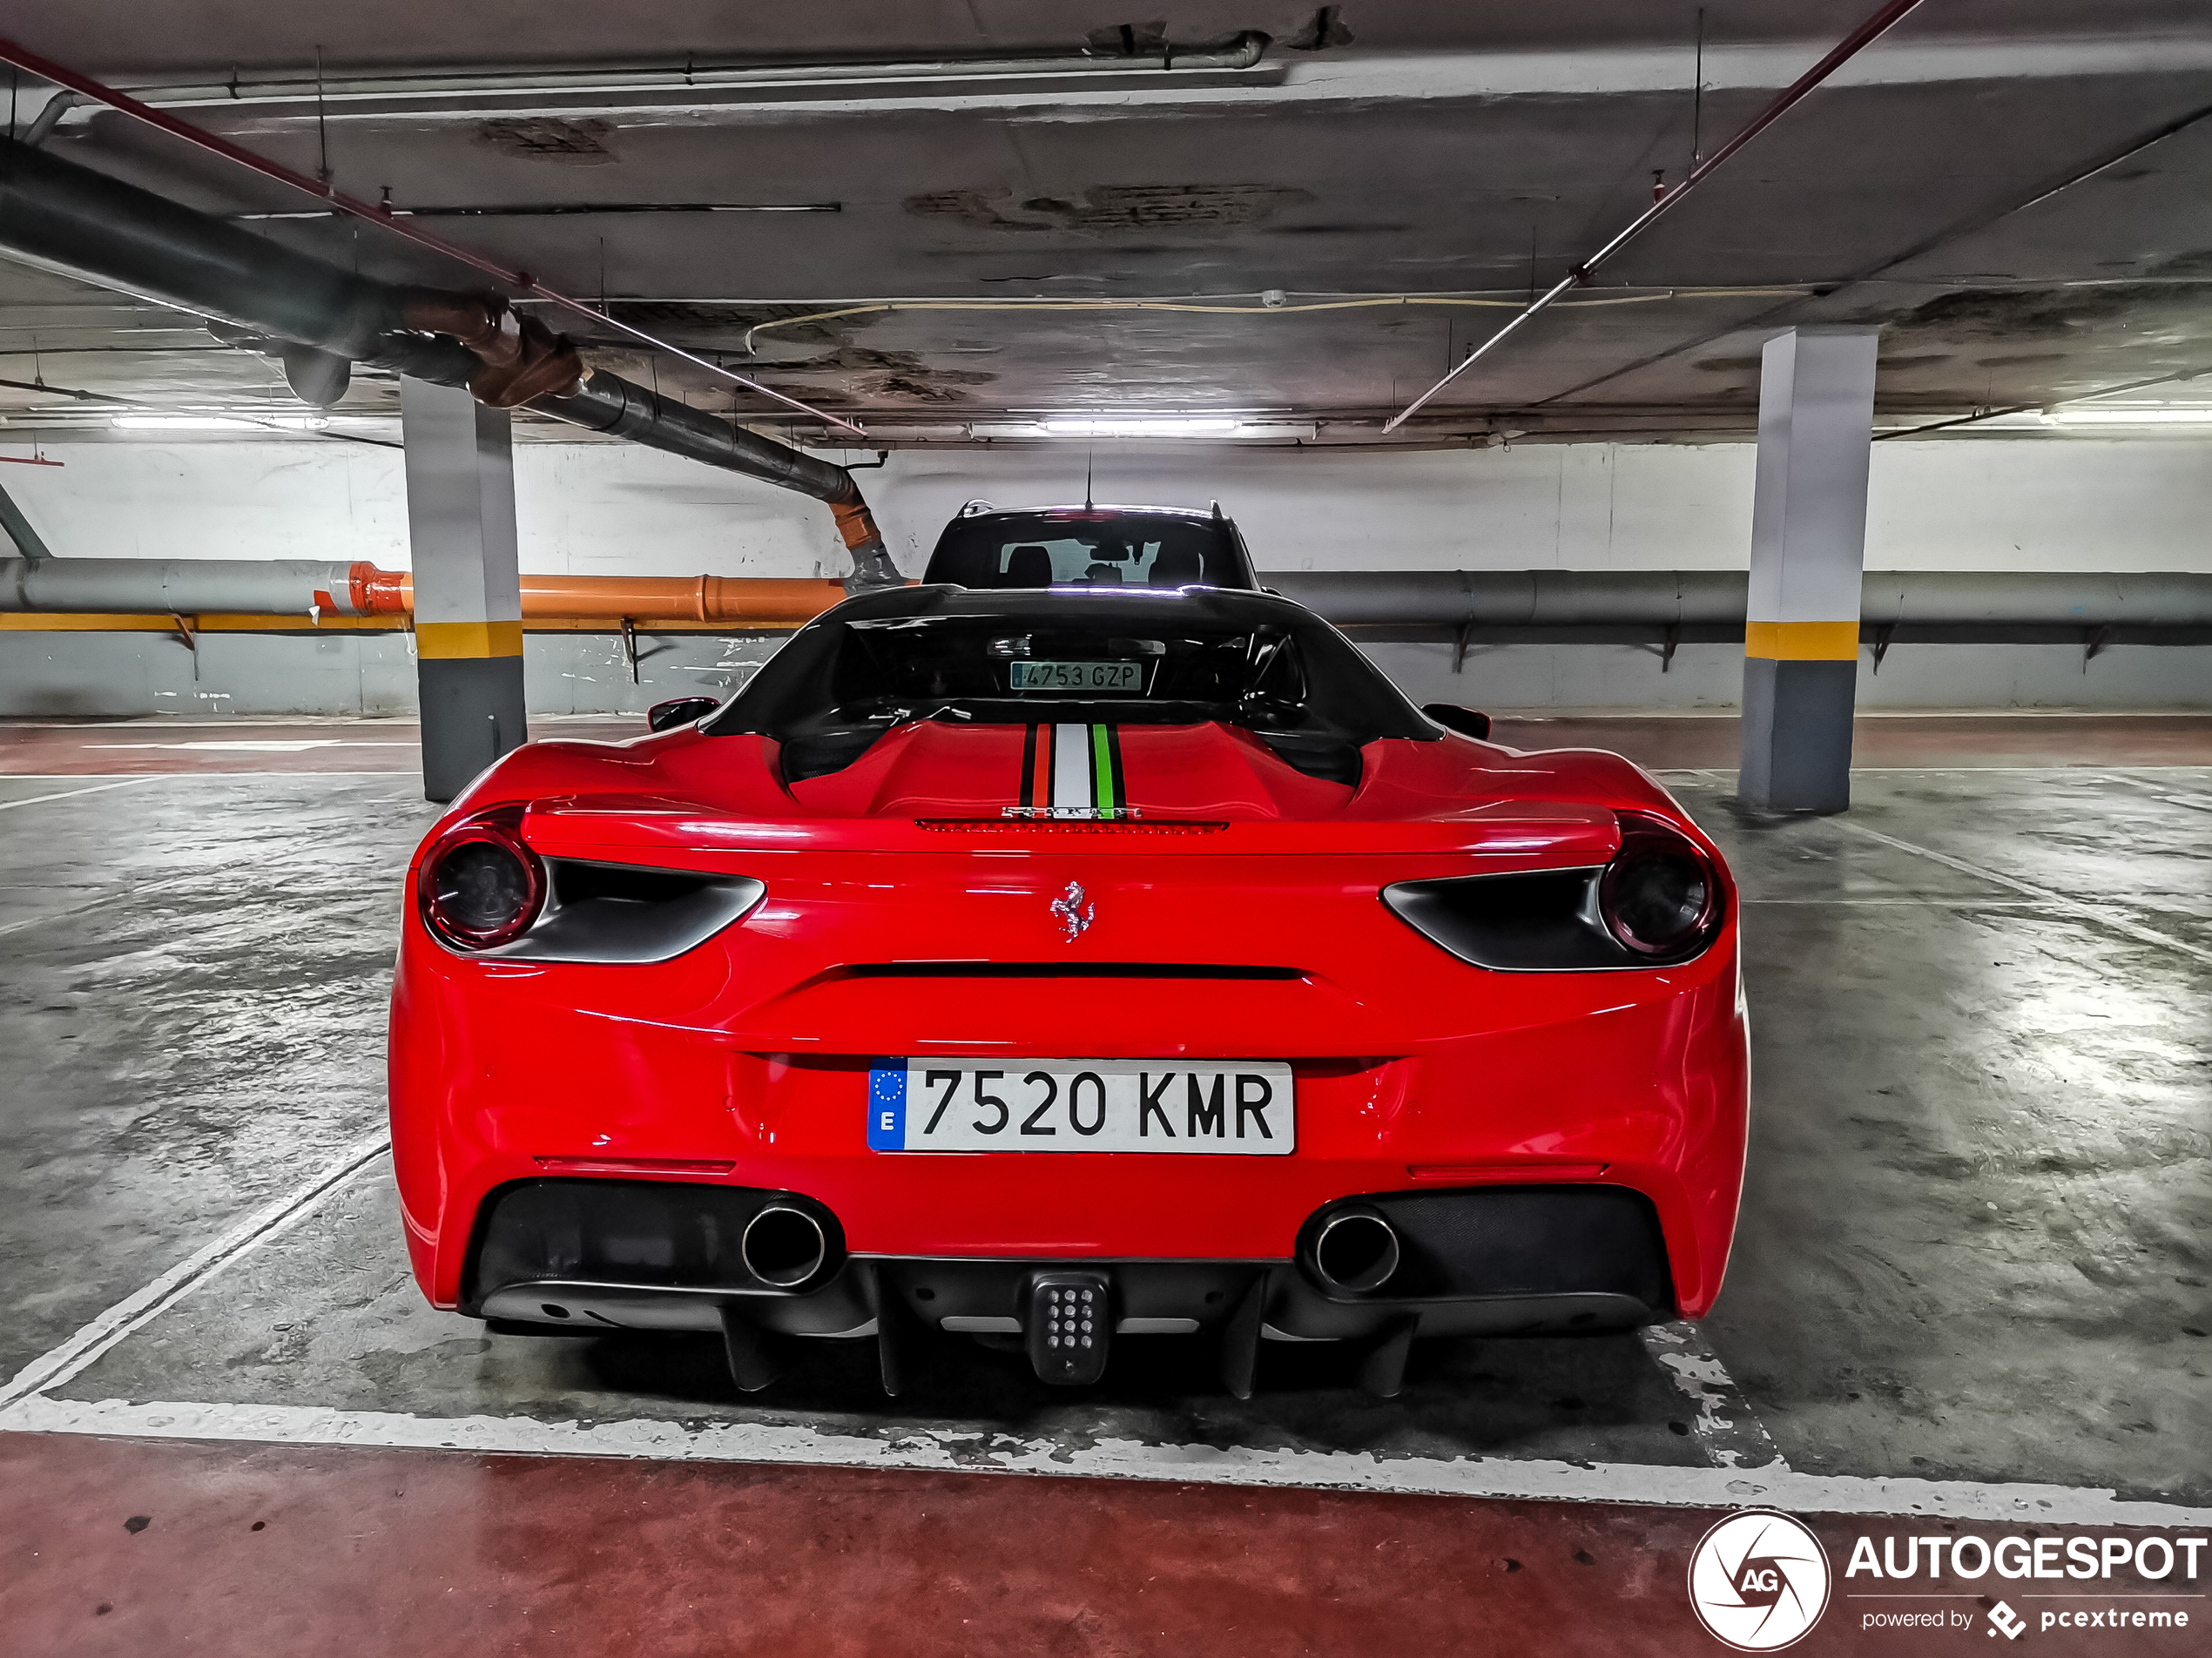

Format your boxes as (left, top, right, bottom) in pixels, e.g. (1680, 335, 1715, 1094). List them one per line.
(1740, 327, 1878, 813)
(401, 378, 526, 804)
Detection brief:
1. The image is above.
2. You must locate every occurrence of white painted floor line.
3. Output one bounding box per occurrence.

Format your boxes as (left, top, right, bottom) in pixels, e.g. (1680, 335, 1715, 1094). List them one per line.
(0, 777, 156, 812)
(5, 1393, 2206, 1528)
(1837, 819, 2212, 965)
(1639, 1323, 1784, 1472)
(0, 1134, 391, 1410)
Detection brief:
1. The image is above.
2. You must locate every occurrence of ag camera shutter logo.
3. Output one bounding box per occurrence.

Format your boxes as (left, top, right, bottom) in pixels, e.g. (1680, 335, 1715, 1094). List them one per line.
(1689, 1511, 1832, 1650)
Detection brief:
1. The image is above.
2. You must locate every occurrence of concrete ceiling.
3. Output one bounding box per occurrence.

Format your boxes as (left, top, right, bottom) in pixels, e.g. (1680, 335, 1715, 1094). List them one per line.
(2, 3, 2209, 449)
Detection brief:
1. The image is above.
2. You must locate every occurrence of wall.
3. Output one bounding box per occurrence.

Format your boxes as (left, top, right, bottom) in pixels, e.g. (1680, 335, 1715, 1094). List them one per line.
(2, 434, 2207, 717)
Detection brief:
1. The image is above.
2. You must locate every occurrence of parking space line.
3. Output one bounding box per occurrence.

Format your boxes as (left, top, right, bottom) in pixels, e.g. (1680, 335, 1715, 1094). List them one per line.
(3, 1392, 2205, 1527)
(1638, 1323, 1785, 1471)
(1836, 819, 2212, 965)
(0, 1135, 391, 1410)
(0, 777, 156, 811)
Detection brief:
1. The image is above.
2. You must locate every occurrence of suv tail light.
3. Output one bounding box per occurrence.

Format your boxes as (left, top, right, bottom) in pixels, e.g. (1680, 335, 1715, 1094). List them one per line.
(1598, 812, 1721, 960)
(419, 805, 544, 950)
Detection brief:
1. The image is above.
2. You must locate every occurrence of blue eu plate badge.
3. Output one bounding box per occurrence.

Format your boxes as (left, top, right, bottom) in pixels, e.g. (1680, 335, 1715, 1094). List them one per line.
(867, 1063, 907, 1150)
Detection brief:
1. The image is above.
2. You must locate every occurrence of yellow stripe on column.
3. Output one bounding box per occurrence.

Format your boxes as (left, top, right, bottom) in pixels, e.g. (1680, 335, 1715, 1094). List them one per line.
(415, 620, 524, 659)
(1743, 620, 1861, 661)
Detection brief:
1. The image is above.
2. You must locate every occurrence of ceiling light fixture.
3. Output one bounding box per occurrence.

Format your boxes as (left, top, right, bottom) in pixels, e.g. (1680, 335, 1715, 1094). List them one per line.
(1040, 417, 1242, 437)
(2045, 408, 2212, 427)
(111, 414, 327, 430)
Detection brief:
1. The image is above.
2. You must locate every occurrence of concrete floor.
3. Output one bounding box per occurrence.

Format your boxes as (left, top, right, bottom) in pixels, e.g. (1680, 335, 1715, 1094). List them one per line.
(0, 724, 2207, 1651)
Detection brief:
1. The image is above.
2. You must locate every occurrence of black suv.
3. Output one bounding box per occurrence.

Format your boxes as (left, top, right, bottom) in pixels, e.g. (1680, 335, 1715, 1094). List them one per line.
(921, 503, 1259, 590)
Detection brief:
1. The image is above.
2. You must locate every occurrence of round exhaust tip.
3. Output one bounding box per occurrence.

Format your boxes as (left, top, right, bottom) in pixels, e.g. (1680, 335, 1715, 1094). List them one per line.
(740, 1203, 829, 1288)
(1312, 1206, 1400, 1295)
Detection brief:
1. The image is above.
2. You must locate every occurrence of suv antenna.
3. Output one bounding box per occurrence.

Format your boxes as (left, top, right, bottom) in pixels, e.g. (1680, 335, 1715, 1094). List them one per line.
(1083, 443, 1094, 511)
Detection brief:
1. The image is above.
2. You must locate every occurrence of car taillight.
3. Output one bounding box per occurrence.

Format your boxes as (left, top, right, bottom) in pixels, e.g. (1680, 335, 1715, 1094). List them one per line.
(1598, 811, 1721, 960)
(420, 805, 544, 951)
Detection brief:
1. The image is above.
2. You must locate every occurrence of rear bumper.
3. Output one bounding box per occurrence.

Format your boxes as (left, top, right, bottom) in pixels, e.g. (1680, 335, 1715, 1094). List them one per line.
(467, 1177, 1676, 1344)
(389, 847, 1749, 1321)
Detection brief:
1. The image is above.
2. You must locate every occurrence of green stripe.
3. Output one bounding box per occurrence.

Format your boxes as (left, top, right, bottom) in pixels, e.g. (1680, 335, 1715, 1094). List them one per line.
(1090, 724, 1116, 810)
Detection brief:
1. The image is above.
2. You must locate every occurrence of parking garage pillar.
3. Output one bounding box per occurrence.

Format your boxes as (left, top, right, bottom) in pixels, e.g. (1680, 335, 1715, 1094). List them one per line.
(401, 377, 527, 804)
(1739, 327, 1878, 814)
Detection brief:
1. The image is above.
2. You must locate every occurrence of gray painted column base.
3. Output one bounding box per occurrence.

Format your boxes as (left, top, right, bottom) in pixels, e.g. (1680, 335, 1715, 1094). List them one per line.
(1739, 657, 1857, 813)
(418, 656, 527, 804)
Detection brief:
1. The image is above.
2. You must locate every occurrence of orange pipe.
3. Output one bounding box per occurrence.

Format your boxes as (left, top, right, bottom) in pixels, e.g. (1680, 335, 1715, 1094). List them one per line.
(347, 563, 850, 626)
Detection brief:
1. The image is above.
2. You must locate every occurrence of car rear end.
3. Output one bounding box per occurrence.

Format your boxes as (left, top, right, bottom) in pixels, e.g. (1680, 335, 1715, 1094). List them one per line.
(388, 585, 1747, 1396)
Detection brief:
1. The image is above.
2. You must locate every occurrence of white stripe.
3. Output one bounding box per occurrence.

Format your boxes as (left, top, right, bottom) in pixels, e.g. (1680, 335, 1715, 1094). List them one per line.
(1051, 723, 1091, 812)
(1837, 819, 2212, 965)
(3, 1392, 2206, 1527)
(0, 1134, 391, 1409)
(0, 777, 155, 811)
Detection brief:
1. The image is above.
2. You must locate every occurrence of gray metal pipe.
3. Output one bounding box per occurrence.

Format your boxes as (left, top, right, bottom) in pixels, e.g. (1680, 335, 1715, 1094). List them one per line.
(1269, 570, 2212, 630)
(3, 556, 367, 615)
(538, 372, 854, 502)
(0, 136, 409, 360)
(7, 557, 2209, 635)
(0, 135, 899, 586)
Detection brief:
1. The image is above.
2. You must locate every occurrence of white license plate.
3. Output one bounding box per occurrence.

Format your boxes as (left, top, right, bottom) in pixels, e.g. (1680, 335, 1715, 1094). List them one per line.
(1008, 659, 1143, 691)
(868, 1060, 1294, 1155)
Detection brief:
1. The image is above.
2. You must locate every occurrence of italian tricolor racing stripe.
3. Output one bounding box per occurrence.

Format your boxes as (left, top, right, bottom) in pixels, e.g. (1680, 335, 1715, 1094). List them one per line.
(1019, 723, 1128, 817)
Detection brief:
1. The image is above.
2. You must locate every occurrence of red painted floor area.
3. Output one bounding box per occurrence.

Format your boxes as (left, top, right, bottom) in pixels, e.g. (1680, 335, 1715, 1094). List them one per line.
(3, 714, 2207, 776)
(0, 1434, 2197, 1657)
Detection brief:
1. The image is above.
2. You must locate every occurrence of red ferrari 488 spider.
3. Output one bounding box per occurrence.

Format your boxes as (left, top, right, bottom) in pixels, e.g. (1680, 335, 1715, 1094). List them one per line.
(388, 505, 1748, 1398)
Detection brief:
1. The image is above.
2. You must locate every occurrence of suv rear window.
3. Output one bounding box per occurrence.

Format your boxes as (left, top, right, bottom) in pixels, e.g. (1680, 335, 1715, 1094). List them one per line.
(922, 510, 1251, 590)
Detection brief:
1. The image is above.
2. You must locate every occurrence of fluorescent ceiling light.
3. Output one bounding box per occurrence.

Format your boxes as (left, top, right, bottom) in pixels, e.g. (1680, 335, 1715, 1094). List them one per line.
(2046, 408, 2212, 427)
(1040, 417, 1242, 437)
(111, 414, 327, 431)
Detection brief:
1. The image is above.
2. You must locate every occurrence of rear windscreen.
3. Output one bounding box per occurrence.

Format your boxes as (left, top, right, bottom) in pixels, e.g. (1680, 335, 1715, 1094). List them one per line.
(923, 512, 1249, 589)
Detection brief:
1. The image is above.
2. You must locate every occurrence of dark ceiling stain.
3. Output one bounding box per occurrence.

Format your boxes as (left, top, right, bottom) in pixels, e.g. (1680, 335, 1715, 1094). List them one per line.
(1875, 354, 1952, 370)
(474, 118, 618, 165)
(1694, 355, 1764, 374)
(908, 184, 1315, 238)
(606, 303, 851, 348)
(1083, 20, 1168, 57)
(1266, 222, 1413, 237)
(756, 345, 996, 404)
(1971, 351, 2069, 367)
(1285, 6, 1356, 51)
(1886, 280, 2212, 343)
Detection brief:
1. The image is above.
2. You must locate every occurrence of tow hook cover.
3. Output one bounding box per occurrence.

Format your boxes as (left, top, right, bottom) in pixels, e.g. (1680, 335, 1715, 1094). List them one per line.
(1025, 1270, 1110, 1385)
